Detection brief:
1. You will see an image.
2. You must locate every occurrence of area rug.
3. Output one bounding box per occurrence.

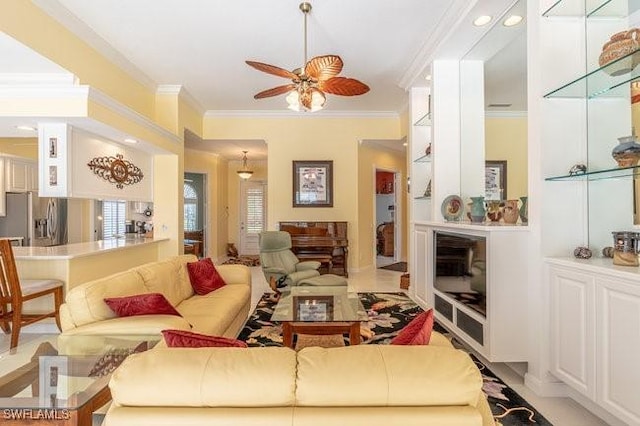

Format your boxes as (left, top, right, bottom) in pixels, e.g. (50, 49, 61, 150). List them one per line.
(378, 261, 408, 272)
(238, 292, 552, 426)
(221, 255, 260, 267)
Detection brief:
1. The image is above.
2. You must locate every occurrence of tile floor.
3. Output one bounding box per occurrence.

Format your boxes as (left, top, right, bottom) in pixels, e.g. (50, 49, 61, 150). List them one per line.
(1, 265, 610, 426)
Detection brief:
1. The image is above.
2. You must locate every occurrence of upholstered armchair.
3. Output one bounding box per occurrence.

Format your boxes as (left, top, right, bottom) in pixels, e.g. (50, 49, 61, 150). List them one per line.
(259, 231, 321, 290)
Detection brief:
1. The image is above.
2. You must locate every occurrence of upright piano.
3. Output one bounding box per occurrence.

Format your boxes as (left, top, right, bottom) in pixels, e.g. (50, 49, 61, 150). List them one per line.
(279, 221, 348, 277)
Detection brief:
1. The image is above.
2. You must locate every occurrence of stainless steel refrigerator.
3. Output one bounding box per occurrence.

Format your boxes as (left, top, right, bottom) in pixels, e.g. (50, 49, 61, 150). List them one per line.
(0, 193, 68, 247)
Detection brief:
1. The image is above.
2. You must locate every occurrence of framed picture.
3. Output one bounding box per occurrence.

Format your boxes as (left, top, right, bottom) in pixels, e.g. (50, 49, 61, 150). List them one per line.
(293, 295, 334, 321)
(485, 160, 507, 201)
(48, 137, 57, 158)
(293, 160, 333, 207)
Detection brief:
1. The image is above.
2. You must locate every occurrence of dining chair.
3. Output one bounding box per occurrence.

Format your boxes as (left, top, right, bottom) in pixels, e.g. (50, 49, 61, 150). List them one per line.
(0, 239, 63, 349)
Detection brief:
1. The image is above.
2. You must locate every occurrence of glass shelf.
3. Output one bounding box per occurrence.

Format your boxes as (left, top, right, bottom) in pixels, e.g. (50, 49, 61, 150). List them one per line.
(544, 49, 640, 99)
(414, 112, 431, 126)
(545, 164, 640, 181)
(414, 196, 431, 200)
(413, 154, 432, 163)
(543, 0, 635, 17)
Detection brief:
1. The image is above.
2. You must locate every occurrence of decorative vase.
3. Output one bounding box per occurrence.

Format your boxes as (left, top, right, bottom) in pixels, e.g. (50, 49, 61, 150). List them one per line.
(469, 196, 486, 223)
(519, 196, 528, 224)
(599, 28, 640, 76)
(611, 134, 640, 167)
(486, 200, 503, 222)
(503, 199, 520, 224)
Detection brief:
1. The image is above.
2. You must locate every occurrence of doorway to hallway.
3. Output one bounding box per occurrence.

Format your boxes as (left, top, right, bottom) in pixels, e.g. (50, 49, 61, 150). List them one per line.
(374, 168, 400, 268)
(239, 180, 267, 255)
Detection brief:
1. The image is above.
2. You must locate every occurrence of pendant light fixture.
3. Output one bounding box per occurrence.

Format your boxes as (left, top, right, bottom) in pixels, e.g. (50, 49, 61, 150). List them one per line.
(237, 151, 254, 180)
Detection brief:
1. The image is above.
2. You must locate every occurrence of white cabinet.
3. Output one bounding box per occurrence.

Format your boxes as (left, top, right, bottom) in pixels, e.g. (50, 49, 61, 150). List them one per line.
(417, 222, 529, 362)
(5, 157, 37, 192)
(549, 265, 596, 399)
(548, 260, 640, 425)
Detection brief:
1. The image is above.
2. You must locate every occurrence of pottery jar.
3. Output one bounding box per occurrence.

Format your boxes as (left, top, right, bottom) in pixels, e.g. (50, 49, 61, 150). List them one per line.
(599, 28, 640, 76)
(469, 196, 486, 223)
(502, 199, 520, 224)
(519, 196, 528, 224)
(486, 200, 503, 222)
(611, 134, 640, 167)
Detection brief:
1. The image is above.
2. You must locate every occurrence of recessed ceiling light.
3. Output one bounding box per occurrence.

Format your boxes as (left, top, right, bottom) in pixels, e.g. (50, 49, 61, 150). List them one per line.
(503, 15, 523, 27)
(425, 74, 432, 81)
(473, 15, 492, 27)
(124, 138, 138, 144)
(15, 125, 36, 131)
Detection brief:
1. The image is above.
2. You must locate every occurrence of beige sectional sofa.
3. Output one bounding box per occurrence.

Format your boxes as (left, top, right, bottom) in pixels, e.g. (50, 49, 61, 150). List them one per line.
(59, 254, 251, 338)
(104, 335, 495, 426)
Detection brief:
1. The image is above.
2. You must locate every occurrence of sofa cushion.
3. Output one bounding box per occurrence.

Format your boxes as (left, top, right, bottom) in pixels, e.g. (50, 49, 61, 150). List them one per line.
(135, 255, 196, 306)
(110, 347, 297, 407)
(162, 329, 247, 348)
(105, 293, 182, 318)
(391, 309, 434, 345)
(186, 258, 226, 295)
(65, 270, 146, 328)
(176, 284, 250, 335)
(296, 345, 482, 407)
(58, 315, 192, 337)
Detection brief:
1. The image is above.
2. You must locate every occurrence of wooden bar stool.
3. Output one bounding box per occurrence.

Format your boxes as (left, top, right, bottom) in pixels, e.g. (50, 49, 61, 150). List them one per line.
(0, 239, 63, 349)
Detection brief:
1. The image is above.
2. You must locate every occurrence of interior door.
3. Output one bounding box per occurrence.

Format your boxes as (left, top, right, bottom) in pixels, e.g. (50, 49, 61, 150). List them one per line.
(239, 181, 267, 255)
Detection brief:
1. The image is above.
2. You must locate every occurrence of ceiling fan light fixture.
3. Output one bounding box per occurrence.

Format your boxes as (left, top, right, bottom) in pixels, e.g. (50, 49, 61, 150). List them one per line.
(237, 150, 254, 180)
(310, 90, 326, 112)
(286, 91, 301, 111)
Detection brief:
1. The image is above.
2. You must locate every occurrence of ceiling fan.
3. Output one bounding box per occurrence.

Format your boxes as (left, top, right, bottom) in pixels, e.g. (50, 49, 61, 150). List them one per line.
(246, 2, 370, 112)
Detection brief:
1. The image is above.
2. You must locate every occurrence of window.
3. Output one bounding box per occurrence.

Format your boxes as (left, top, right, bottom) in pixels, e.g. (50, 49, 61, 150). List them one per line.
(102, 200, 126, 239)
(184, 183, 198, 231)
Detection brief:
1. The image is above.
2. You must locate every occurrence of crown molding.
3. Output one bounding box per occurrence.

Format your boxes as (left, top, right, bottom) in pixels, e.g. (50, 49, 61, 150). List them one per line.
(485, 110, 527, 118)
(32, 0, 157, 90)
(88, 88, 181, 144)
(0, 73, 77, 85)
(0, 84, 89, 99)
(204, 110, 399, 119)
(398, 0, 477, 90)
(156, 85, 205, 115)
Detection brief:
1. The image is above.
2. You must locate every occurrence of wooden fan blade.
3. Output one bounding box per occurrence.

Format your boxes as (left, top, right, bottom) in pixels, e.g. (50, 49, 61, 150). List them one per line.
(254, 84, 297, 99)
(246, 61, 298, 80)
(305, 55, 343, 81)
(319, 77, 370, 96)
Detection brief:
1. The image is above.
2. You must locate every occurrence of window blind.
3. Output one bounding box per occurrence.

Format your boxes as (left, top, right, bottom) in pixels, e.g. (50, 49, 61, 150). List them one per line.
(103, 200, 126, 239)
(246, 186, 265, 234)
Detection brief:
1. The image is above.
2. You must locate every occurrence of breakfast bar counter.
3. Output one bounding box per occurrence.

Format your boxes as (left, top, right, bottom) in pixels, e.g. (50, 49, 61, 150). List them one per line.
(15, 237, 170, 292)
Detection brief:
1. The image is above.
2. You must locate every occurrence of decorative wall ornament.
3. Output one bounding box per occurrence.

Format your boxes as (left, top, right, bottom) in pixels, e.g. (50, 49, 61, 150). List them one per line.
(87, 154, 144, 189)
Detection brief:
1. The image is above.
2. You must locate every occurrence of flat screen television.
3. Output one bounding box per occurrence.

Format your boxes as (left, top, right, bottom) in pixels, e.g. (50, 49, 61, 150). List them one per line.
(433, 231, 486, 317)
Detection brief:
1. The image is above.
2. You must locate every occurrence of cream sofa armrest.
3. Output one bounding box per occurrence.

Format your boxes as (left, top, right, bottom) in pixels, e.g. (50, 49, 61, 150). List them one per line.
(59, 303, 76, 332)
(216, 264, 251, 286)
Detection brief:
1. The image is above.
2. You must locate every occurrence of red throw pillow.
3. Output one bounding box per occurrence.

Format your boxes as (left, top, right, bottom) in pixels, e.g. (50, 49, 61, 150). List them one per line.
(390, 309, 434, 345)
(104, 293, 182, 318)
(161, 329, 248, 348)
(186, 258, 227, 295)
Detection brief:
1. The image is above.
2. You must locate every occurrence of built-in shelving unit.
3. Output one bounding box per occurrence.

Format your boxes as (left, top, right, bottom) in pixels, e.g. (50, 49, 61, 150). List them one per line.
(413, 112, 431, 126)
(414, 196, 431, 200)
(413, 154, 431, 163)
(543, 0, 632, 18)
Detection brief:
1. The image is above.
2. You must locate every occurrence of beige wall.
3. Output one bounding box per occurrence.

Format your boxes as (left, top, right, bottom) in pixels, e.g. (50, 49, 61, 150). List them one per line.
(485, 116, 528, 201)
(358, 146, 407, 269)
(203, 116, 401, 270)
(0, 138, 38, 159)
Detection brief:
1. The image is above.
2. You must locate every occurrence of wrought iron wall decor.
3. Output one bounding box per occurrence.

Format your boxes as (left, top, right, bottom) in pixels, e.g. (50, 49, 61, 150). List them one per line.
(87, 154, 144, 189)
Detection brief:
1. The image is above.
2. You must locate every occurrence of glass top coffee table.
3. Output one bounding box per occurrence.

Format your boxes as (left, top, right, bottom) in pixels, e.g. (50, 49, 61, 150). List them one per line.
(0, 334, 160, 426)
(271, 286, 368, 348)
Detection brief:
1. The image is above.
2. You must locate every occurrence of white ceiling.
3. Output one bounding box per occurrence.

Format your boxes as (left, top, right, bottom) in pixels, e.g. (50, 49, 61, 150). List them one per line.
(37, 0, 458, 113)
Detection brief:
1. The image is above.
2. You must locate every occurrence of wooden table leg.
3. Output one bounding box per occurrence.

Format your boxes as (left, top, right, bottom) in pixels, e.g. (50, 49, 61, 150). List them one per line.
(282, 322, 293, 348)
(349, 322, 361, 345)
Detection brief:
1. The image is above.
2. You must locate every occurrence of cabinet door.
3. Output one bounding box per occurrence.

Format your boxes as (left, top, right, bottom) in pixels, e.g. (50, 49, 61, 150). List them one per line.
(549, 266, 596, 399)
(28, 161, 38, 191)
(413, 227, 429, 307)
(596, 277, 640, 425)
(5, 159, 29, 192)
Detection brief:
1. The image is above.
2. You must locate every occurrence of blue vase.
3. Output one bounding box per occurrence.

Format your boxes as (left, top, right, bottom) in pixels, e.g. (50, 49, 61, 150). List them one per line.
(470, 196, 486, 223)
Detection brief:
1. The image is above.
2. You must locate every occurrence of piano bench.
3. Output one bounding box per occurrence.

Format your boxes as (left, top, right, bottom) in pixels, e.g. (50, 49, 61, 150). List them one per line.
(297, 254, 333, 273)
(298, 274, 348, 287)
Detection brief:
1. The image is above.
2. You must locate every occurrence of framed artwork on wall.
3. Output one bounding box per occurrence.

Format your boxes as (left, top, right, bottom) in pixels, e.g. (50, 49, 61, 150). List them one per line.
(485, 160, 507, 201)
(293, 160, 333, 207)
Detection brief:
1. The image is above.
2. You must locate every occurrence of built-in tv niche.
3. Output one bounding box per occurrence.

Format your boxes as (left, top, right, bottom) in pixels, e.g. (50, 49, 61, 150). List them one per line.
(433, 231, 486, 317)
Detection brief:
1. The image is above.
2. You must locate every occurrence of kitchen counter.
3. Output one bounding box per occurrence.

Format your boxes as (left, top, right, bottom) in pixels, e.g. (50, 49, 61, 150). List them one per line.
(14, 236, 168, 260)
(15, 237, 171, 294)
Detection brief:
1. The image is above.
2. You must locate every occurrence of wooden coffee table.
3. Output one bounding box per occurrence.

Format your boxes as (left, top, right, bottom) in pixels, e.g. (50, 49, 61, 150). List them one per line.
(0, 334, 159, 426)
(271, 286, 368, 348)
